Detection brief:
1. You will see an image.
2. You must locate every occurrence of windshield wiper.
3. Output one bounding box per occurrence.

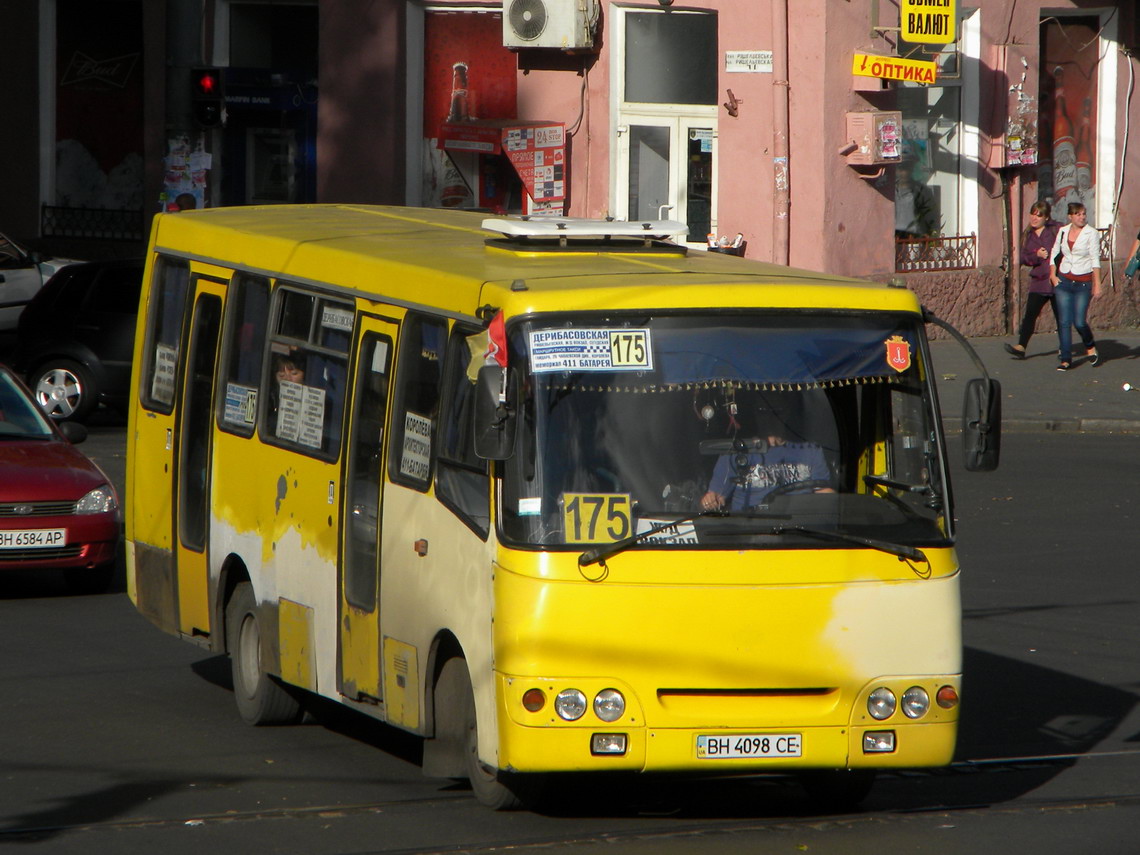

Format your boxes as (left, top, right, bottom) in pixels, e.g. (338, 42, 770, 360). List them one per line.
(578, 511, 723, 567)
(767, 524, 928, 563)
(579, 507, 929, 567)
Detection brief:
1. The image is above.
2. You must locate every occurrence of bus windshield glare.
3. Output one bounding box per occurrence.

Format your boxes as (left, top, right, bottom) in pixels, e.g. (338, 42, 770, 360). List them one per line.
(500, 313, 949, 551)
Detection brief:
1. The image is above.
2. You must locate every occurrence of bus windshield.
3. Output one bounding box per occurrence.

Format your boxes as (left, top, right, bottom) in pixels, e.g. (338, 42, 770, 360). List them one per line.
(499, 313, 949, 552)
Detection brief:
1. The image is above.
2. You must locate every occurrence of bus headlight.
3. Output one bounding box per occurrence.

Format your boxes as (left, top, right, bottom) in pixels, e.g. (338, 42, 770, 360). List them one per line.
(555, 689, 587, 721)
(867, 687, 897, 720)
(593, 689, 625, 722)
(901, 686, 930, 719)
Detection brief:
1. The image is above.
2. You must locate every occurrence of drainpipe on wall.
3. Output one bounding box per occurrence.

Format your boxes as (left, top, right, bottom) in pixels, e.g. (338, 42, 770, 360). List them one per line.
(1007, 170, 1020, 336)
(771, 0, 790, 266)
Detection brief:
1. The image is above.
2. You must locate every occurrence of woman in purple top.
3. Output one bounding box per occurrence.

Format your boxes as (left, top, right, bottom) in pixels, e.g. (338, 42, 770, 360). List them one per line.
(1004, 200, 1062, 359)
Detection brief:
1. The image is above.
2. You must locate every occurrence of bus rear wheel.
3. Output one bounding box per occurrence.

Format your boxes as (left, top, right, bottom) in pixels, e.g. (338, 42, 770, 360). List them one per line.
(435, 657, 537, 810)
(226, 582, 303, 725)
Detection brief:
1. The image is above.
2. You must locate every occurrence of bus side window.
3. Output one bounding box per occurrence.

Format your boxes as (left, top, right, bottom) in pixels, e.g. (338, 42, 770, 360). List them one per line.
(218, 273, 270, 435)
(435, 326, 490, 538)
(140, 256, 191, 411)
(388, 313, 447, 491)
(259, 286, 352, 459)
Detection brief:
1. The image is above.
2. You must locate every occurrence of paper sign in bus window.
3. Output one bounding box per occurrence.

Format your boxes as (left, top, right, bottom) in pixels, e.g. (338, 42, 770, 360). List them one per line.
(151, 344, 178, 404)
(276, 379, 305, 442)
(298, 385, 326, 449)
(224, 383, 258, 426)
(321, 305, 354, 332)
(529, 328, 653, 373)
(636, 518, 699, 545)
(400, 412, 433, 480)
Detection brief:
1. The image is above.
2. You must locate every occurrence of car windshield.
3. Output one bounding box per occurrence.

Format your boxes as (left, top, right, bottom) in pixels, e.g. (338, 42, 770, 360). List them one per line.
(0, 371, 56, 439)
(499, 313, 950, 552)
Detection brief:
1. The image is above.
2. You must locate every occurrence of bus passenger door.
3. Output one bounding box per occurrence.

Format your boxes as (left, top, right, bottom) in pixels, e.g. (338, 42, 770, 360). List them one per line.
(339, 319, 397, 704)
(174, 283, 225, 637)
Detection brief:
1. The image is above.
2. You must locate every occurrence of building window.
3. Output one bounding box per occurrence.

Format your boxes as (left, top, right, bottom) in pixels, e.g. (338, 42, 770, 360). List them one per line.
(893, 7, 981, 272)
(895, 8, 978, 240)
(613, 8, 718, 244)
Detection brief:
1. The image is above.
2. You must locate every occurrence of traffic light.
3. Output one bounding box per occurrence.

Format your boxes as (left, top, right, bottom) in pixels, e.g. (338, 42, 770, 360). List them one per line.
(191, 67, 224, 127)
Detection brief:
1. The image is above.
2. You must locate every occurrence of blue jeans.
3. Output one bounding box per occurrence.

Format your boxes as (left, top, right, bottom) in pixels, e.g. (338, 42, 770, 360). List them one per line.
(1053, 275, 1095, 363)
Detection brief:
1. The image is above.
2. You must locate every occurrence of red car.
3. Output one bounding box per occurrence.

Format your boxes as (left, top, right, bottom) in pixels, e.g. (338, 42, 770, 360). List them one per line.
(0, 365, 120, 593)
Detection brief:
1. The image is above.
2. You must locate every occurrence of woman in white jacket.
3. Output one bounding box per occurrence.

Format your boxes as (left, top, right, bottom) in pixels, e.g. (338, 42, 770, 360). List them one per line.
(1049, 202, 1103, 371)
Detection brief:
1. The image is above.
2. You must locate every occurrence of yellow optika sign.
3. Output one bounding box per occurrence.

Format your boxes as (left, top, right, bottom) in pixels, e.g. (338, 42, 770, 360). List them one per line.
(852, 53, 938, 86)
(900, 0, 956, 45)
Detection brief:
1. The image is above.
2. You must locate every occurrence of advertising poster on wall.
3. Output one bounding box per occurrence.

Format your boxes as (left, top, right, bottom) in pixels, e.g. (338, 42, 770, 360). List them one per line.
(55, 0, 144, 212)
(1039, 17, 1099, 222)
(422, 10, 517, 210)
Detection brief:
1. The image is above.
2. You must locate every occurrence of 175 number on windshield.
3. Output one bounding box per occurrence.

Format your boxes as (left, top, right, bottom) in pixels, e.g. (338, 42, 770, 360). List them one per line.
(562, 493, 632, 544)
(608, 330, 651, 368)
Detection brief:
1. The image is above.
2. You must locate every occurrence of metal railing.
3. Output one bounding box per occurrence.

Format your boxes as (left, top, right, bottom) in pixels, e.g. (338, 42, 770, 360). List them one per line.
(1097, 226, 1112, 260)
(41, 205, 146, 242)
(895, 234, 977, 273)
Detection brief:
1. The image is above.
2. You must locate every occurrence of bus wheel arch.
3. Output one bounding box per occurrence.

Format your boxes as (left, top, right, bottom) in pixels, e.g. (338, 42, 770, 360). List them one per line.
(224, 580, 303, 726)
(430, 655, 528, 809)
(421, 632, 464, 777)
(215, 555, 249, 654)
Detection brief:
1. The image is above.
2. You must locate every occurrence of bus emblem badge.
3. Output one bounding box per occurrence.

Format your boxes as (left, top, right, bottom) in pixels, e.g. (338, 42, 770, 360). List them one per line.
(885, 336, 911, 373)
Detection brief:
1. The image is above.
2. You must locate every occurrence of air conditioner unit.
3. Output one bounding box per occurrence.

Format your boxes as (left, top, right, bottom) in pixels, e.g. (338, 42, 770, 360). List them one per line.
(503, 0, 600, 50)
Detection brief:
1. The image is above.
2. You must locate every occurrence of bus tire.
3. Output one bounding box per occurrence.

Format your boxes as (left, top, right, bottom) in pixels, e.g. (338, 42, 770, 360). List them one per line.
(436, 657, 533, 810)
(798, 769, 876, 812)
(226, 582, 302, 726)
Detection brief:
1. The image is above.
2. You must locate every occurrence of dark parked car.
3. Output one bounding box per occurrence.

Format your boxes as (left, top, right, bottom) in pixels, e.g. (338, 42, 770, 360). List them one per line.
(0, 365, 120, 594)
(13, 258, 143, 422)
(0, 231, 77, 332)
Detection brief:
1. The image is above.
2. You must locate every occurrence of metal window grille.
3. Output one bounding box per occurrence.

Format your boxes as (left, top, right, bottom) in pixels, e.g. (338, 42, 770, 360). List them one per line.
(41, 206, 146, 242)
(895, 234, 976, 272)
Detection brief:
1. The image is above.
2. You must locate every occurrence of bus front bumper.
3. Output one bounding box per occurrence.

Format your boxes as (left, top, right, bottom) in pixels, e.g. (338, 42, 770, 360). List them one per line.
(498, 719, 958, 774)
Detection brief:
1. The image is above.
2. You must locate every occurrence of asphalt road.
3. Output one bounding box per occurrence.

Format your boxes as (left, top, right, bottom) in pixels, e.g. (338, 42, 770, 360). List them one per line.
(1, 426, 1138, 854)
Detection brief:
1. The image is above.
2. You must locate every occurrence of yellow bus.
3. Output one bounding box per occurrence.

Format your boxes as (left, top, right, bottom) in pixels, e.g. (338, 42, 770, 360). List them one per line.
(126, 205, 1000, 809)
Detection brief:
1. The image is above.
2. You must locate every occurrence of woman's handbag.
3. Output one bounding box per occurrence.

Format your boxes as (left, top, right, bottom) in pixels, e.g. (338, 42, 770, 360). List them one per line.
(1126, 250, 1140, 281)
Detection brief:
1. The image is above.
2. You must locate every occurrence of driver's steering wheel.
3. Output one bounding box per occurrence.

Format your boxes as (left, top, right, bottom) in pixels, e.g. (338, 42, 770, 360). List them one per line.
(763, 479, 833, 500)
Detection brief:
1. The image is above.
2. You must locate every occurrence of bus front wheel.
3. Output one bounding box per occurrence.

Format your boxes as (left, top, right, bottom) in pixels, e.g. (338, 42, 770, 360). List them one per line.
(435, 657, 536, 810)
(226, 582, 303, 726)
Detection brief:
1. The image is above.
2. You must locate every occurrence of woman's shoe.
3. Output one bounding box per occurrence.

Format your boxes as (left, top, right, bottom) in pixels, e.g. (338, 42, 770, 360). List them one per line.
(1056, 362, 1071, 372)
(1088, 349, 1100, 366)
(1003, 343, 1026, 359)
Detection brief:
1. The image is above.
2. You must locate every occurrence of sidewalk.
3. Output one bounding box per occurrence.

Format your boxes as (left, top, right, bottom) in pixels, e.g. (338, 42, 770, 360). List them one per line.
(930, 329, 1140, 433)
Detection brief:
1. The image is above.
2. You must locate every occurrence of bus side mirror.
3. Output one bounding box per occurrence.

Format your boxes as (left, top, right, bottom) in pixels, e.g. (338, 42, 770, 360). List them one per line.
(962, 377, 1001, 471)
(474, 364, 519, 460)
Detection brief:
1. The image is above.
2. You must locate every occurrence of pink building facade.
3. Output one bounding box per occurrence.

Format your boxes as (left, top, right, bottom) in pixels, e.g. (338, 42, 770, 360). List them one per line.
(4, 0, 1140, 334)
(377, 0, 1140, 334)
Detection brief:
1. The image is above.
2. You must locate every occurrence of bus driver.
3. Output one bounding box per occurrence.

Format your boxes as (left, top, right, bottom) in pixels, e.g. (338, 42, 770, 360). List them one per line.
(700, 407, 834, 511)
